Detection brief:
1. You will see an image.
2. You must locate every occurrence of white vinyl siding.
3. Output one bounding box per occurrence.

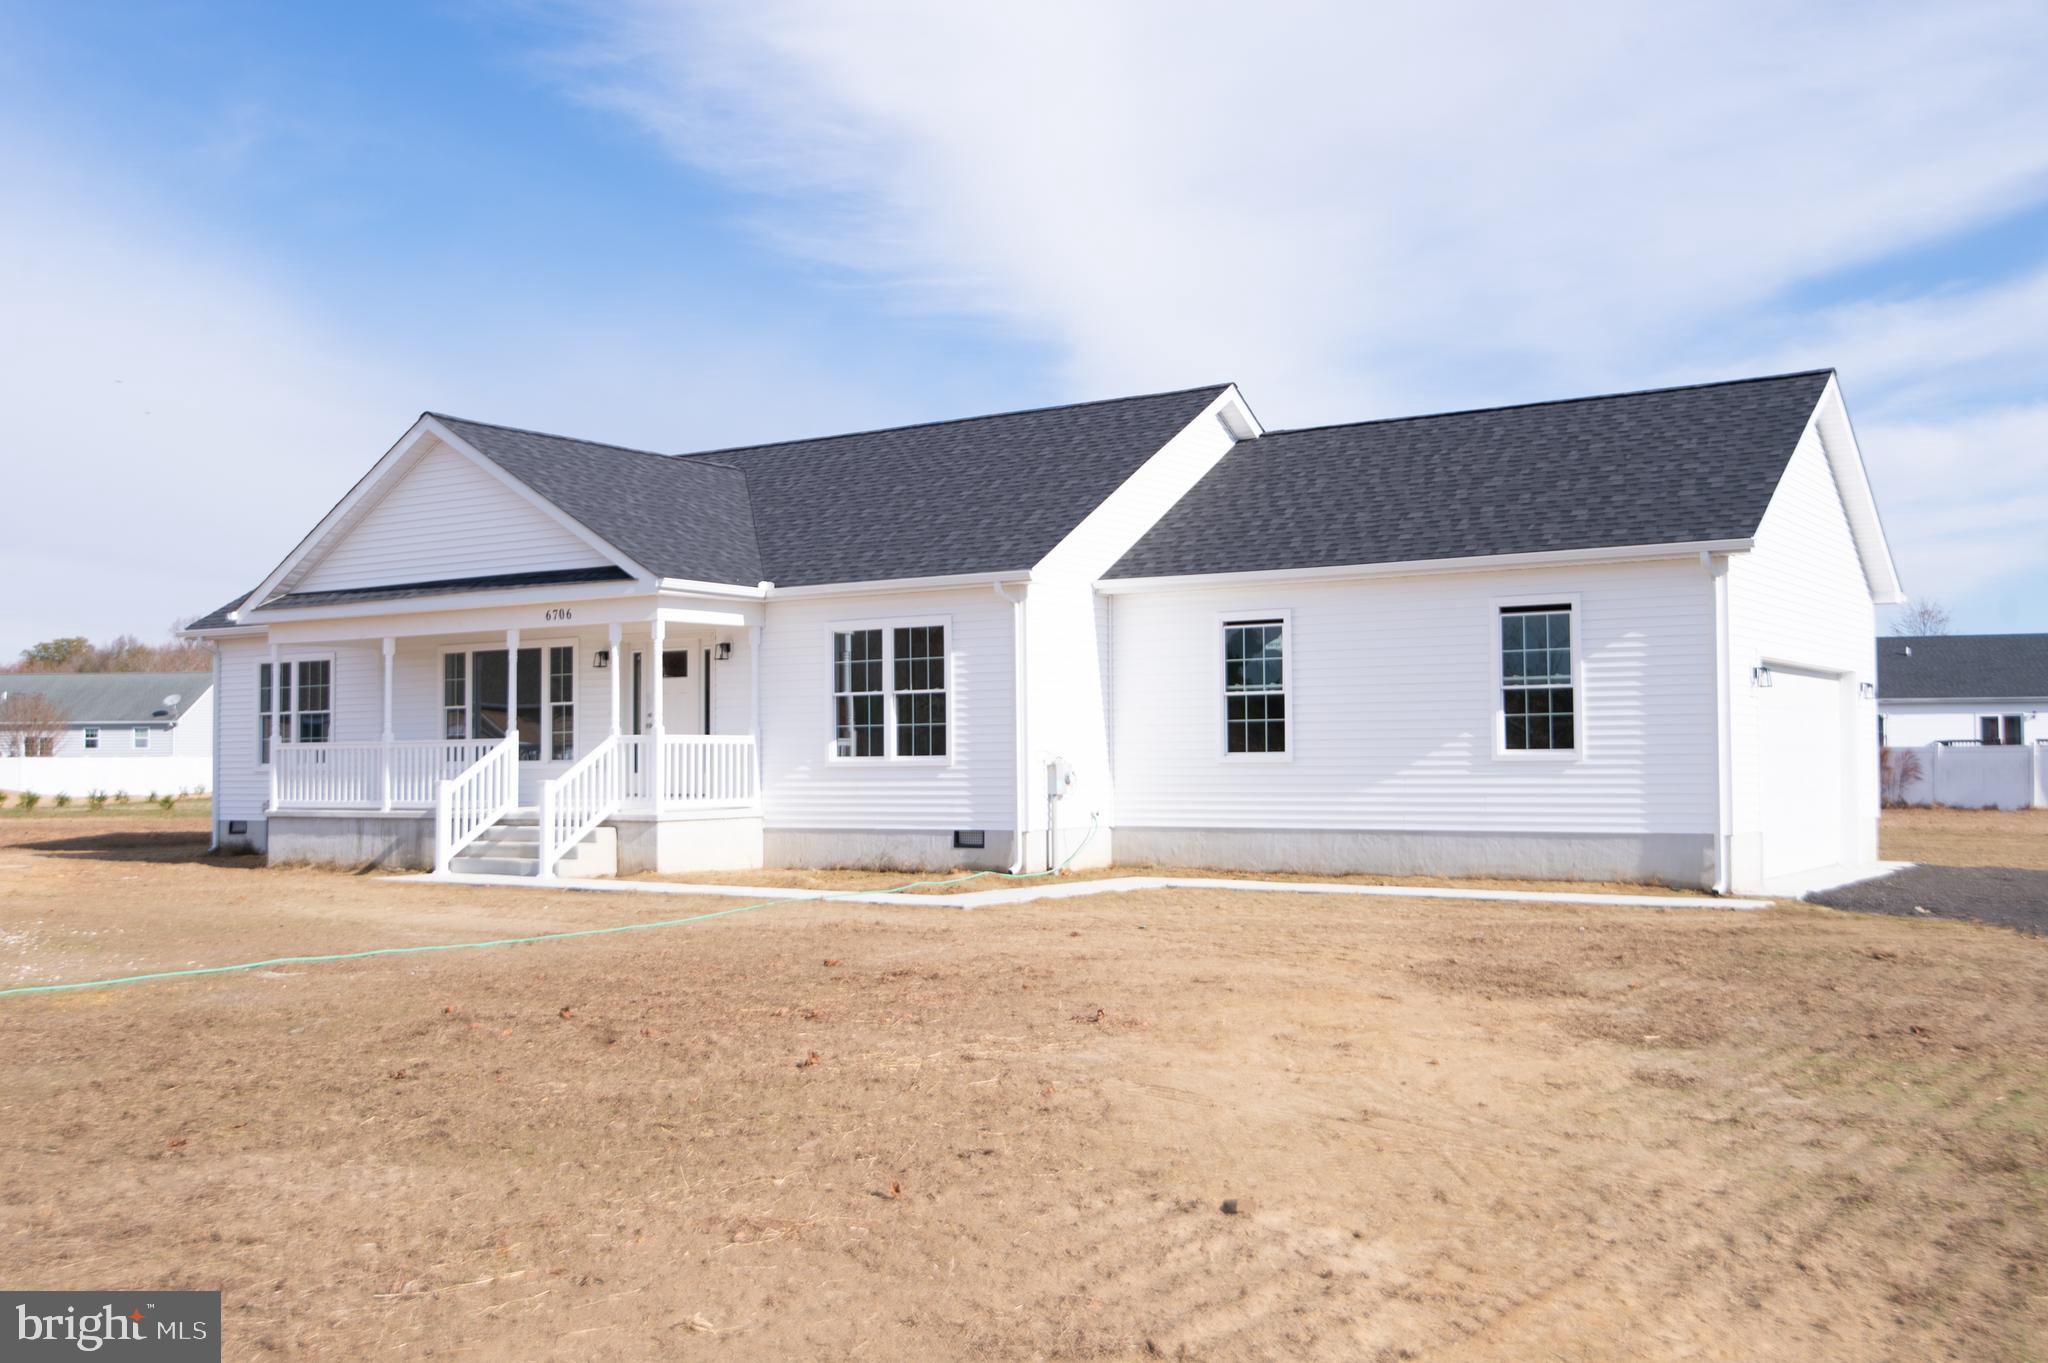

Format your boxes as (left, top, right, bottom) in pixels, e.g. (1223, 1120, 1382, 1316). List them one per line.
(1725, 420, 1880, 884)
(293, 437, 612, 593)
(1111, 559, 1716, 835)
(759, 587, 1011, 832)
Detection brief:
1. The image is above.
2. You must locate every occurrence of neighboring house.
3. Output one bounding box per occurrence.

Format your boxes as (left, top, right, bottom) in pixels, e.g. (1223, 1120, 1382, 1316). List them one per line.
(182, 368, 1900, 894)
(0, 672, 215, 796)
(1877, 634, 2048, 747)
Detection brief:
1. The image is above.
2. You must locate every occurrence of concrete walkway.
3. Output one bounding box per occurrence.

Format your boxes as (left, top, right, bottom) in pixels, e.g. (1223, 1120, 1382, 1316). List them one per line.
(388, 870, 1773, 912)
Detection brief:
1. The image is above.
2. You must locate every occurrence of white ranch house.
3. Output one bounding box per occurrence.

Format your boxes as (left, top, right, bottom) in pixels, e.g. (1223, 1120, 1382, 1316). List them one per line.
(184, 371, 1901, 895)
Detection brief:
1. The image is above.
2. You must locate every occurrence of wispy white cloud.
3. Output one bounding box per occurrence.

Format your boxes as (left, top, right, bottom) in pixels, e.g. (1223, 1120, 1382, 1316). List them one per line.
(554, 1, 2048, 406)
(551, 0, 2048, 627)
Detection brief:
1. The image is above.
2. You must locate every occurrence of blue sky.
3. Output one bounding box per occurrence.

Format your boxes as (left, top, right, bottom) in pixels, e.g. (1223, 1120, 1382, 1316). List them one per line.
(2, 1, 2046, 653)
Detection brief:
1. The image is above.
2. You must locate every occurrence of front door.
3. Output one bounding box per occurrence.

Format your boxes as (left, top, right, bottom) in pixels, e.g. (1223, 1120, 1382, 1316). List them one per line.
(660, 647, 704, 736)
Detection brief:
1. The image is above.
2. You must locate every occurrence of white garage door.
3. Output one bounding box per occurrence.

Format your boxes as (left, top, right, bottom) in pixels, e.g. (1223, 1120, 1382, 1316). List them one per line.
(1760, 665, 1848, 879)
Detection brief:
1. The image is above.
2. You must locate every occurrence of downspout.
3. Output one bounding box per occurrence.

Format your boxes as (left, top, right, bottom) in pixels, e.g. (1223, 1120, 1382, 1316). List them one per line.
(994, 581, 1029, 873)
(1706, 551, 1733, 894)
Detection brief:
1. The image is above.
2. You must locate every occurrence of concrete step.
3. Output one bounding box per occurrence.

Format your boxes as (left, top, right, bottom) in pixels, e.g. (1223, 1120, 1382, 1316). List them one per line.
(449, 854, 539, 876)
(449, 822, 617, 878)
(469, 826, 541, 850)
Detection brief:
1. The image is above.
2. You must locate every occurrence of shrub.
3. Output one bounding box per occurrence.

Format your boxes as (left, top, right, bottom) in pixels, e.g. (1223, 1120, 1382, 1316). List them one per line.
(1880, 746, 1926, 806)
(17, 791, 39, 811)
(113, 791, 129, 804)
(156, 794, 175, 811)
(54, 793, 72, 808)
(87, 791, 108, 811)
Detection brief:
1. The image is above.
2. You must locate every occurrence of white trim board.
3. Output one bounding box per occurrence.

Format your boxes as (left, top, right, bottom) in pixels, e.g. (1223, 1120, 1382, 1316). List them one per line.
(388, 871, 1771, 911)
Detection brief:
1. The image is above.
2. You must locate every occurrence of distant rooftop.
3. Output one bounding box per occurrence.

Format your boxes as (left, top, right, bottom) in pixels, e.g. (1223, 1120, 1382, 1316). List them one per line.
(1876, 634, 2048, 702)
(0, 671, 213, 723)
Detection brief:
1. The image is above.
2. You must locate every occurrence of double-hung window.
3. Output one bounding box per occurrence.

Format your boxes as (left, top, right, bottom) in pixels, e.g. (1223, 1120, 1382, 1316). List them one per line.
(1500, 604, 1575, 752)
(1223, 618, 1287, 755)
(258, 658, 332, 764)
(83, 726, 99, 751)
(294, 660, 332, 742)
(548, 645, 575, 761)
(832, 624, 947, 759)
(133, 727, 149, 750)
(443, 654, 468, 740)
(1980, 714, 2024, 746)
(893, 626, 947, 757)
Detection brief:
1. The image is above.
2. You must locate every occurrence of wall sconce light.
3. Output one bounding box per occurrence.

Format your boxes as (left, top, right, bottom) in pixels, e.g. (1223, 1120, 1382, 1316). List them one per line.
(1751, 665, 1773, 688)
(593, 650, 610, 670)
(1859, 681, 1876, 699)
(716, 641, 733, 660)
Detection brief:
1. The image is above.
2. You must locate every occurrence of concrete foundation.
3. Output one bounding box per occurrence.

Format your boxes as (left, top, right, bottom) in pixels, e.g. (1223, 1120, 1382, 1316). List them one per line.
(267, 811, 434, 870)
(614, 814, 765, 875)
(762, 828, 1020, 872)
(214, 817, 268, 856)
(1112, 827, 1718, 890)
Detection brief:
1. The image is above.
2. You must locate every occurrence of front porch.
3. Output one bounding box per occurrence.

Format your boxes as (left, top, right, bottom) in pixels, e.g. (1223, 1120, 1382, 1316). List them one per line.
(259, 600, 766, 878)
(271, 734, 758, 817)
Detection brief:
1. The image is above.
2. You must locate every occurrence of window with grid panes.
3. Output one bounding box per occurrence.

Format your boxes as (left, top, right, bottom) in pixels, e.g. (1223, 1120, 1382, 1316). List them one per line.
(1223, 619, 1286, 754)
(1501, 605, 1574, 751)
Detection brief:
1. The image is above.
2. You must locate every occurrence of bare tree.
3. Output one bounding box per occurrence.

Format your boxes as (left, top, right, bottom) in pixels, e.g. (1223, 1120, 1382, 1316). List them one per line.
(1893, 599, 1952, 636)
(0, 690, 72, 758)
(1880, 746, 1925, 806)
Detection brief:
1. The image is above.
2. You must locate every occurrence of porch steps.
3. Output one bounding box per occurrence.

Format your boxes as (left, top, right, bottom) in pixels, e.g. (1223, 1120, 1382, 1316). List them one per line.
(449, 812, 618, 879)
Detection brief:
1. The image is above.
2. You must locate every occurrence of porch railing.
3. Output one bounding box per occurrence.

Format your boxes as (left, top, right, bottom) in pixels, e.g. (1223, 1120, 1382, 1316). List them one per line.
(434, 738, 518, 873)
(273, 739, 497, 811)
(538, 735, 627, 878)
(658, 734, 757, 806)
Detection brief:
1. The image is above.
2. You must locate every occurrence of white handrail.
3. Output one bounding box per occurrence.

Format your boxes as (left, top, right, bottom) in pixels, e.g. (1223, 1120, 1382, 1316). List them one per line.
(538, 735, 626, 878)
(273, 739, 496, 810)
(434, 737, 518, 873)
(659, 734, 758, 806)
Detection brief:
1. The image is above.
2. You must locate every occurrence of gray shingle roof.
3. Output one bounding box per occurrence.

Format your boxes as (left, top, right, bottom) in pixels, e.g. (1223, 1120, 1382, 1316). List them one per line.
(0, 672, 212, 724)
(1877, 634, 2048, 701)
(186, 386, 1227, 626)
(1106, 370, 1834, 579)
(430, 418, 763, 585)
(434, 384, 1227, 589)
(681, 385, 1227, 587)
(184, 595, 251, 632)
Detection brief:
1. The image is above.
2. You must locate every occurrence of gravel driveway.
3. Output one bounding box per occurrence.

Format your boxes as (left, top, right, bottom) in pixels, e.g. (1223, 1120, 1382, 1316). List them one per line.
(1809, 865, 2048, 936)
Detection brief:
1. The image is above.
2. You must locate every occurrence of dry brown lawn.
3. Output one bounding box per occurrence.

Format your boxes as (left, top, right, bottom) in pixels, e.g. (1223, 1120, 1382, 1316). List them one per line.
(3, 816, 2046, 1361)
(1883, 806, 2048, 870)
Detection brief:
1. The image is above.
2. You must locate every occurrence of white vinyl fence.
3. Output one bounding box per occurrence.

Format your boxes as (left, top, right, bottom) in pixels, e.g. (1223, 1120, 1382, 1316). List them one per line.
(1884, 743, 2047, 811)
(2, 754, 211, 800)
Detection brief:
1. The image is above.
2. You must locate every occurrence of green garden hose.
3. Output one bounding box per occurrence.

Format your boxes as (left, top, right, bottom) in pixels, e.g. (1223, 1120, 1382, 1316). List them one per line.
(0, 816, 1098, 1002)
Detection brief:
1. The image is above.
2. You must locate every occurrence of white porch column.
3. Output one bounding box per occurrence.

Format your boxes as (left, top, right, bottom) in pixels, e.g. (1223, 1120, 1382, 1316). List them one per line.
(748, 623, 763, 804)
(505, 629, 520, 753)
(649, 616, 666, 812)
(266, 640, 281, 813)
(607, 623, 623, 738)
(379, 636, 395, 812)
